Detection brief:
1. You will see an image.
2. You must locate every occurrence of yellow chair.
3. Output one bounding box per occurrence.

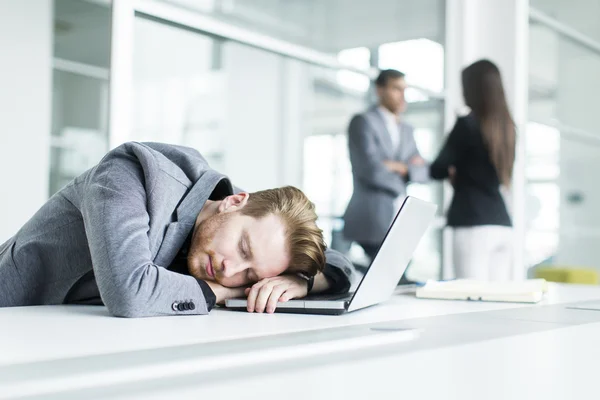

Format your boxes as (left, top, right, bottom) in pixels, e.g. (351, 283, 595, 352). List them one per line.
(534, 266, 599, 285)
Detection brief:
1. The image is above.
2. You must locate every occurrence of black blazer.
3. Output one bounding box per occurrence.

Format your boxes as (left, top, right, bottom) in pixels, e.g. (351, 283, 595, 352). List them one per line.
(430, 114, 511, 227)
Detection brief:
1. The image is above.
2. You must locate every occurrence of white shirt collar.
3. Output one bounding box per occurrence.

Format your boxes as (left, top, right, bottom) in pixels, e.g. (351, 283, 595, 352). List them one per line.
(377, 105, 400, 125)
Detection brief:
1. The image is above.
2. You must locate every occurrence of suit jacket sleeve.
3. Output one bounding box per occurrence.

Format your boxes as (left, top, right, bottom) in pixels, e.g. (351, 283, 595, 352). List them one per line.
(322, 248, 354, 294)
(403, 124, 430, 183)
(348, 115, 406, 196)
(81, 144, 210, 317)
(430, 117, 467, 180)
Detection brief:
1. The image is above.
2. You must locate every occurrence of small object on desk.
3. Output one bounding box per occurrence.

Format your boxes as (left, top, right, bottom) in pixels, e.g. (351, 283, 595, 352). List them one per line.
(566, 301, 600, 311)
(415, 279, 548, 303)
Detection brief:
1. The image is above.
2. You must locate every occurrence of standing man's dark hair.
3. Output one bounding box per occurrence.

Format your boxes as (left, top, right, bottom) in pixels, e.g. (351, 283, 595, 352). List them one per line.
(374, 69, 408, 117)
(375, 69, 406, 87)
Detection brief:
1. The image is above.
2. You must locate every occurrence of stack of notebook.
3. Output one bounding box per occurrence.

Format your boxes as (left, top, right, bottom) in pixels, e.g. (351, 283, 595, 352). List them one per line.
(416, 279, 549, 303)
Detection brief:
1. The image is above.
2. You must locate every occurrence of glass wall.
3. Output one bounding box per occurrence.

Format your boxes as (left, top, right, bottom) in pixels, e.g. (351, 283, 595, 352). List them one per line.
(132, 19, 222, 168)
(131, 17, 311, 192)
(133, 0, 448, 280)
(50, 0, 110, 195)
(303, 64, 366, 246)
(528, 7, 600, 271)
(50, 0, 447, 281)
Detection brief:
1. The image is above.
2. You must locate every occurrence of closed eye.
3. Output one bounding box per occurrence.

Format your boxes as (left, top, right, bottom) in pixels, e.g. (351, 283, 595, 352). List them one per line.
(239, 230, 254, 261)
(239, 237, 249, 260)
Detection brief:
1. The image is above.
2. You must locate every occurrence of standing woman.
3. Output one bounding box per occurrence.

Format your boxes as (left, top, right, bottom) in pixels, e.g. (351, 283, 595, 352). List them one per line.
(430, 59, 516, 281)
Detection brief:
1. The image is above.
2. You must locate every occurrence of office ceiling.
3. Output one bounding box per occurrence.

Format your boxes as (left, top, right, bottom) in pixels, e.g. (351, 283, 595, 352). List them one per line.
(207, 0, 445, 51)
(53, 0, 445, 69)
(530, 0, 600, 43)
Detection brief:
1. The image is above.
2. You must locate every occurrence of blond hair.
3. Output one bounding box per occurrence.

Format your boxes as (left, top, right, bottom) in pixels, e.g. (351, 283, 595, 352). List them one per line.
(241, 186, 326, 277)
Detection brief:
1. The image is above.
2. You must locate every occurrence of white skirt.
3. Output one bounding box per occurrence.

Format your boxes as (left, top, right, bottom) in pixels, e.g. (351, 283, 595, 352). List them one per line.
(453, 225, 513, 281)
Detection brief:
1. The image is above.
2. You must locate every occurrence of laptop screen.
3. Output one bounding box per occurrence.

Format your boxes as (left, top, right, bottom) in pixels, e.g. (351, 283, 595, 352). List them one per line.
(345, 196, 437, 312)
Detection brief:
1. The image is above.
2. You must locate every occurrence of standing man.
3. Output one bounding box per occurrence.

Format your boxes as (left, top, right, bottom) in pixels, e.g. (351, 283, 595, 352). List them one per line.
(344, 69, 429, 264)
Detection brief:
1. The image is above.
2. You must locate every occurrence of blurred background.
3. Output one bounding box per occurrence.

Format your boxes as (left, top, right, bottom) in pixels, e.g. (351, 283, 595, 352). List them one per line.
(1, 0, 599, 284)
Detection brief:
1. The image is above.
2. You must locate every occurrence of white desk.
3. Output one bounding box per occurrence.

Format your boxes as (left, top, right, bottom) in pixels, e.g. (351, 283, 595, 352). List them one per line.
(1, 283, 600, 399)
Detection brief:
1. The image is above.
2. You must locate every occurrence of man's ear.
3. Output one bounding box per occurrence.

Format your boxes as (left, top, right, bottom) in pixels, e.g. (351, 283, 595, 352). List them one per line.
(218, 192, 249, 213)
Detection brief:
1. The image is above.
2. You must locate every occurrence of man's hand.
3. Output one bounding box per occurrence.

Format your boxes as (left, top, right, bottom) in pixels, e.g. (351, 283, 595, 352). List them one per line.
(245, 275, 308, 313)
(409, 155, 425, 166)
(383, 160, 409, 176)
(205, 280, 247, 304)
(448, 165, 456, 187)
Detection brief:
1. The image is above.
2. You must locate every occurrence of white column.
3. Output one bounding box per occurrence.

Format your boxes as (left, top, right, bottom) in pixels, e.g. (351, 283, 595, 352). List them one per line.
(280, 58, 310, 189)
(108, 0, 134, 149)
(444, 0, 529, 279)
(0, 0, 52, 242)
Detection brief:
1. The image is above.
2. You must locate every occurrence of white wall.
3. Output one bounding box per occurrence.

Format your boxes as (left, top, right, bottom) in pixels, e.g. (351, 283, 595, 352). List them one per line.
(221, 48, 314, 192)
(222, 43, 283, 192)
(0, 0, 52, 242)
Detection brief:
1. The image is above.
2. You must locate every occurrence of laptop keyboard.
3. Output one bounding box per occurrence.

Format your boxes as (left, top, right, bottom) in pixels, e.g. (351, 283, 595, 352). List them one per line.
(303, 292, 354, 301)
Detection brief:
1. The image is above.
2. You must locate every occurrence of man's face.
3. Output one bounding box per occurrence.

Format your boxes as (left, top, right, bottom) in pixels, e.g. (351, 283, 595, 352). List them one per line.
(188, 210, 290, 288)
(377, 77, 407, 114)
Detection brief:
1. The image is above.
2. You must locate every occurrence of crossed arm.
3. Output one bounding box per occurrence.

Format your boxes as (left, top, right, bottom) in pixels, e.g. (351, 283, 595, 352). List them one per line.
(349, 116, 428, 190)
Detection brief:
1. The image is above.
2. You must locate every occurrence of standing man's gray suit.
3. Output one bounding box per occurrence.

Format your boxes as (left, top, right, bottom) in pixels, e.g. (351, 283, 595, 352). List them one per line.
(343, 106, 429, 254)
(0, 142, 353, 317)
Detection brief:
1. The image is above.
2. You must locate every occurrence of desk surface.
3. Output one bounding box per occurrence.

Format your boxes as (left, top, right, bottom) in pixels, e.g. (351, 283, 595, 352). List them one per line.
(2, 283, 600, 399)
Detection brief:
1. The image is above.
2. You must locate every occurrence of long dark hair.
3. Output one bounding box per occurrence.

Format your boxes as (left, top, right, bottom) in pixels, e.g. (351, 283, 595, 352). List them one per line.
(462, 59, 516, 187)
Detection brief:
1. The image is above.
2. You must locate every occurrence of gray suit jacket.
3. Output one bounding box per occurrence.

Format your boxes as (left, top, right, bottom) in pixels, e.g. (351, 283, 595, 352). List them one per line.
(343, 107, 429, 244)
(0, 142, 353, 317)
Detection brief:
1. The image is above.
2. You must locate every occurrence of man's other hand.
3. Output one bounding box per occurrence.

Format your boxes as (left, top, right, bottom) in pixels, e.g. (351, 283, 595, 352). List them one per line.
(409, 155, 425, 166)
(245, 275, 308, 313)
(448, 165, 457, 187)
(205, 281, 247, 304)
(383, 160, 409, 176)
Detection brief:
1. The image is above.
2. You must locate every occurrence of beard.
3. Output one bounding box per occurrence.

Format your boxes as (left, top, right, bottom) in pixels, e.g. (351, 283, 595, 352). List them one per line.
(187, 211, 231, 282)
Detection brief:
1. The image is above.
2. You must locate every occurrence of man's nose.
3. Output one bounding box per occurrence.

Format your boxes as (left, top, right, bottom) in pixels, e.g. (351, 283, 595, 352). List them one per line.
(221, 259, 249, 278)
